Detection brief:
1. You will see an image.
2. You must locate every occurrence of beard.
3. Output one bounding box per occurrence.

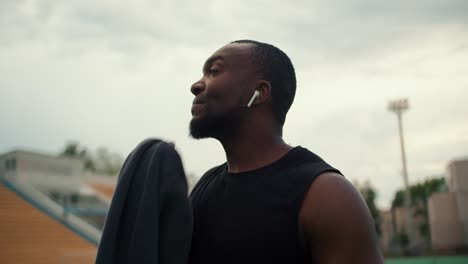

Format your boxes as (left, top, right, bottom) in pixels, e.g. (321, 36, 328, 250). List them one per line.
(189, 108, 245, 140)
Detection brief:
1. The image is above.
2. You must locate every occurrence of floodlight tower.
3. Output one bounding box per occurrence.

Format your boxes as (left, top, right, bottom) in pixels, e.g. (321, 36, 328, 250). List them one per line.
(388, 98, 413, 250)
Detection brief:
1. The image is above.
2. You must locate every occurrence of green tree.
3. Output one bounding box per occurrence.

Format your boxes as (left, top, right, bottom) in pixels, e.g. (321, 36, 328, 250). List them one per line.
(95, 147, 123, 175)
(391, 177, 446, 209)
(391, 177, 447, 242)
(61, 141, 81, 157)
(60, 141, 124, 176)
(60, 141, 96, 172)
(357, 180, 381, 236)
(398, 229, 409, 248)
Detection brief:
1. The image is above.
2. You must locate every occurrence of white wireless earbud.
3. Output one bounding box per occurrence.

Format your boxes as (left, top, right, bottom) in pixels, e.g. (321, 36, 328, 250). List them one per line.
(247, 90, 260, 108)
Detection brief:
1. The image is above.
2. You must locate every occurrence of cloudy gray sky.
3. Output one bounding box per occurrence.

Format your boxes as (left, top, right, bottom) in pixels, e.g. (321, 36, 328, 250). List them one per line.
(1, 0, 467, 209)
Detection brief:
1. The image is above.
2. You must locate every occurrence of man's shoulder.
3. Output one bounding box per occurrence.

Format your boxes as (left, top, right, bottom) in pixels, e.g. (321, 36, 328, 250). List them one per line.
(299, 172, 384, 262)
(201, 163, 227, 178)
(288, 146, 341, 177)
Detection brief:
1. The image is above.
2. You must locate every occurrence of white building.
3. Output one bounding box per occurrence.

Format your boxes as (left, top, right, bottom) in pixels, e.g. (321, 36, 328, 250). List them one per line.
(429, 159, 468, 250)
(0, 150, 85, 192)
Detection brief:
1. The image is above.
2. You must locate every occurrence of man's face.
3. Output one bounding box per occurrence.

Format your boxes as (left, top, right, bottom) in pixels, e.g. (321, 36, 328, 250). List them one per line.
(189, 43, 257, 139)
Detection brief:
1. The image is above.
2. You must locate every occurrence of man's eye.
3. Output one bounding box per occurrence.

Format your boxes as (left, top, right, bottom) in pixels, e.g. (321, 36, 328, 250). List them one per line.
(208, 68, 219, 75)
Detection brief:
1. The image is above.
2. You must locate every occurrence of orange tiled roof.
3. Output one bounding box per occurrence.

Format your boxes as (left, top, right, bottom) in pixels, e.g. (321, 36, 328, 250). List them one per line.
(87, 183, 116, 200)
(0, 184, 97, 264)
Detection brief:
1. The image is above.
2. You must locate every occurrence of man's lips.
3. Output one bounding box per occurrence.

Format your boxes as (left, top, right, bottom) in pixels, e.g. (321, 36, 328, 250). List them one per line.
(192, 97, 206, 104)
(191, 103, 205, 116)
(192, 96, 207, 116)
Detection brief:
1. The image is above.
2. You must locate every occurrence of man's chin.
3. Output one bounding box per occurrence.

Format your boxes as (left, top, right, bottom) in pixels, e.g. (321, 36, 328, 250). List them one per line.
(189, 130, 209, 140)
(189, 118, 211, 139)
(189, 112, 242, 140)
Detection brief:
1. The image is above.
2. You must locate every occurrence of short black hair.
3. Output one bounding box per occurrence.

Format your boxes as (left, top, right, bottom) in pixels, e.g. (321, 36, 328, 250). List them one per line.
(231, 40, 296, 126)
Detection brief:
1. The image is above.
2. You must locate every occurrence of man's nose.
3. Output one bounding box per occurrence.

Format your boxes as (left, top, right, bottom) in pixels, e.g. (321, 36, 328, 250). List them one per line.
(191, 81, 205, 96)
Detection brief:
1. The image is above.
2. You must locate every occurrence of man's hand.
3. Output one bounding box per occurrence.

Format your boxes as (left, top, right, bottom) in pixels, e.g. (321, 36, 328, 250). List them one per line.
(168, 141, 176, 149)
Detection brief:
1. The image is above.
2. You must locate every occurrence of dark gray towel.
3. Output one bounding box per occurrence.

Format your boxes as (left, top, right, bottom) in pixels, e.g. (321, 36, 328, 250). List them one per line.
(96, 139, 192, 264)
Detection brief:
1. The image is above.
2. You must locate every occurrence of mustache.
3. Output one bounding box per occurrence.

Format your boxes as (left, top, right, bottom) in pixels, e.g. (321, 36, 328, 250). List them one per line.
(192, 97, 207, 104)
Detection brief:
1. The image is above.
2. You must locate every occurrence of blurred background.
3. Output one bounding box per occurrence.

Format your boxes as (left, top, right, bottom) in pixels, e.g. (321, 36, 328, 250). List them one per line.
(1, 0, 467, 263)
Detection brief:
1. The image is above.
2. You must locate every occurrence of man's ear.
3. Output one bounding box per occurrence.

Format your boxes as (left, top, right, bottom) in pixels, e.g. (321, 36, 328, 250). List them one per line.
(253, 80, 272, 105)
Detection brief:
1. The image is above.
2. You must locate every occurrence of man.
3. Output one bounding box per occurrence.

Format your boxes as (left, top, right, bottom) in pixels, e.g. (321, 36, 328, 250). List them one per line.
(188, 40, 383, 263)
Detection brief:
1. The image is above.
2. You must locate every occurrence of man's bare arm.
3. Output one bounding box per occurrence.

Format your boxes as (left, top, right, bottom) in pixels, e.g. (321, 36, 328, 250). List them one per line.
(299, 172, 384, 264)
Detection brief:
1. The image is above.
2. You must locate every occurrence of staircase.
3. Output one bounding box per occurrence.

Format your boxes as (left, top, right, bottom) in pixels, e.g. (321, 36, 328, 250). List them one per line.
(0, 180, 98, 264)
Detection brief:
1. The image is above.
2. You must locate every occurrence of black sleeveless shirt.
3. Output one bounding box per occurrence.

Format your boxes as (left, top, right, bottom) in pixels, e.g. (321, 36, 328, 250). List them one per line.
(189, 146, 340, 264)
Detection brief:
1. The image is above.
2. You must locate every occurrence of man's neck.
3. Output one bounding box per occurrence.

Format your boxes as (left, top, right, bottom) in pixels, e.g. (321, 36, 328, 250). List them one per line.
(220, 131, 292, 173)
